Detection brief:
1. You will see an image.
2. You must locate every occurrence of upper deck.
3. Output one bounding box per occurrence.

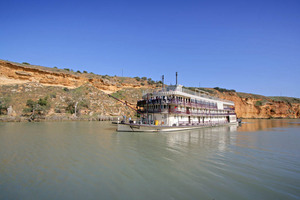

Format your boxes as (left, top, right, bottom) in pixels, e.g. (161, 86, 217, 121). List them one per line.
(142, 85, 234, 105)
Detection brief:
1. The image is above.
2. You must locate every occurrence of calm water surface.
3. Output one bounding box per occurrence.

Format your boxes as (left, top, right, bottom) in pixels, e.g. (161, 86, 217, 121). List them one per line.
(0, 119, 299, 200)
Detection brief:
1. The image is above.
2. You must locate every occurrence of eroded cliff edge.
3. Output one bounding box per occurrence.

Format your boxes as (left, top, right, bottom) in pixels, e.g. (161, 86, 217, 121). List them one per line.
(218, 92, 300, 119)
(1, 60, 299, 121)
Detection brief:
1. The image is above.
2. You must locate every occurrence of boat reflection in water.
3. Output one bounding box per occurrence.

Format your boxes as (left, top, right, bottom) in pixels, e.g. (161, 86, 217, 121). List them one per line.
(162, 124, 238, 152)
(115, 124, 239, 164)
(1, 121, 299, 200)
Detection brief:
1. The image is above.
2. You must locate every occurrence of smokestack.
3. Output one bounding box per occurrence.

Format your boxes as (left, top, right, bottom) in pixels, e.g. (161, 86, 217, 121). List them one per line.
(162, 75, 164, 88)
(176, 72, 178, 85)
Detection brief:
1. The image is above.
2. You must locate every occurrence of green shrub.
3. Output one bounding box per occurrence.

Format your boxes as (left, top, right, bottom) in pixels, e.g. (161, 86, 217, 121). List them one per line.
(77, 70, 81, 73)
(214, 87, 236, 93)
(255, 101, 262, 106)
(64, 68, 70, 71)
(38, 97, 49, 107)
(65, 99, 89, 114)
(141, 77, 147, 81)
(83, 70, 88, 73)
(134, 77, 141, 81)
(0, 97, 11, 115)
(23, 97, 50, 118)
(22, 62, 30, 65)
(63, 87, 69, 92)
(147, 78, 155, 85)
(25, 99, 37, 112)
(66, 101, 76, 114)
(0, 101, 7, 115)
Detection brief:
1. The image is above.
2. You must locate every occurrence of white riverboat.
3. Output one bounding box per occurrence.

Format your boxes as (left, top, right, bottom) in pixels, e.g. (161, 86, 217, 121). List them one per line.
(117, 84, 237, 132)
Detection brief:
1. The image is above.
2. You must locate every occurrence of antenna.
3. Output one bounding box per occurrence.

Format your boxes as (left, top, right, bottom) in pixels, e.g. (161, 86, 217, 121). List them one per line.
(176, 72, 178, 85)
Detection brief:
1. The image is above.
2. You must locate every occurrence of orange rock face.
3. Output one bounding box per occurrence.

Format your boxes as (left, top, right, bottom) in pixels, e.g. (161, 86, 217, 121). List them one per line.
(1, 60, 299, 119)
(217, 92, 300, 119)
(0, 60, 146, 93)
(0, 61, 86, 88)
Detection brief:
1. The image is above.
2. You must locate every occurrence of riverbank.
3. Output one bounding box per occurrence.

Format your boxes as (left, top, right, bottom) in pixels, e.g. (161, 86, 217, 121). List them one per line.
(1, 59, 300, 120)
(1, 115, 298, 123)
(0, 115, 121, 122)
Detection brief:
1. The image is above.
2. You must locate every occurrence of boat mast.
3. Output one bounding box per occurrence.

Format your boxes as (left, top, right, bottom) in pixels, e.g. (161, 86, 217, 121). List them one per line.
(176, 72, 178, 86)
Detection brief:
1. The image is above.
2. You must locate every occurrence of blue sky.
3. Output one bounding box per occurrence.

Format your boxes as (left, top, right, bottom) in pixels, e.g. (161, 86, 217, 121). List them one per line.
(1, 0, 300, 97)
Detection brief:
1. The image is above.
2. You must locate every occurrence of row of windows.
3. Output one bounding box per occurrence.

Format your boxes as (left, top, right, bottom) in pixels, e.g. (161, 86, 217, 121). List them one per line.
(174, 116, 227, 119)
(145, 95, 218, 107)
(145, 105, 228, 112)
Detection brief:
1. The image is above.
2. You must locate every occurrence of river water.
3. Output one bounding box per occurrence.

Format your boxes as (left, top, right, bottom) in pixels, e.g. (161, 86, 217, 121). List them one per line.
(0, 119, 299, 200)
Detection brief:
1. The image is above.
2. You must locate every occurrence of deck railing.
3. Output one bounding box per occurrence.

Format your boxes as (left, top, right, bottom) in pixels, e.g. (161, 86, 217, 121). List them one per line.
(137, 108, 236, 116)
(143, 85, 234, 104)
(137, 99, 220, 109)
(178, 121, 229, 126)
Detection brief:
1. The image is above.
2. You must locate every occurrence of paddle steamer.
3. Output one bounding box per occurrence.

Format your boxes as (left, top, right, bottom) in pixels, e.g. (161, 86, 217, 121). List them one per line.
(117, 84, 237, 132)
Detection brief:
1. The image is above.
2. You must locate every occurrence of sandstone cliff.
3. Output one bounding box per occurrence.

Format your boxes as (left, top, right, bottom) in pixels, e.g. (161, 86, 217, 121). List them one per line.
(0, 60, 146, 93)
(0, 59, 299, 121)
(217, 92, 300, 119)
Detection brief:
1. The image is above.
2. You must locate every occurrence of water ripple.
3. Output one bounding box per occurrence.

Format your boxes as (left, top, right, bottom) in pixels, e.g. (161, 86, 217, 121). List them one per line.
(0, 120, 299, 200)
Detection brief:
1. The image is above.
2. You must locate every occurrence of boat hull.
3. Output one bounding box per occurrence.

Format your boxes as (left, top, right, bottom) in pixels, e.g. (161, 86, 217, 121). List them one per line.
(117, 122, 238, 132)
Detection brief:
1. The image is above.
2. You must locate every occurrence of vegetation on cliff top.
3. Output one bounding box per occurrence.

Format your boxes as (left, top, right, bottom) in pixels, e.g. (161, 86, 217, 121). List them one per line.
(269, 96, 300, 104)
(213, 87, 236, 93)
(1, 59, 300, 120)
(1, 59, 164, 86)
